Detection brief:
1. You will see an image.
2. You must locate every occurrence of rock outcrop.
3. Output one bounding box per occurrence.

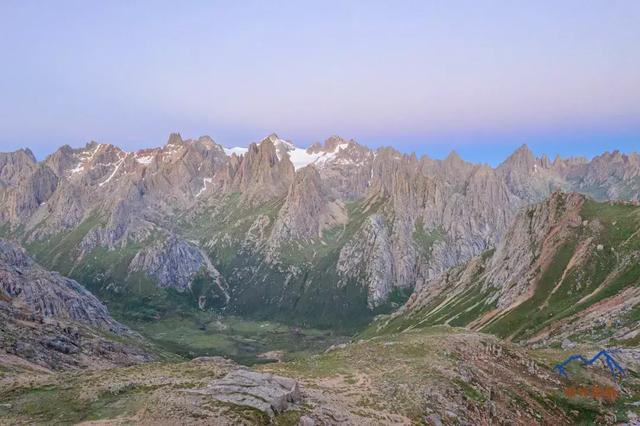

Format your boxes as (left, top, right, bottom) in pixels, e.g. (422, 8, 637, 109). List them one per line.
(0, 239, 125, 331)
(190, 368, 302, 417)
(0, 239, 151, 370)
(128, 236, 229, 308)
(269, 165, 347, 245)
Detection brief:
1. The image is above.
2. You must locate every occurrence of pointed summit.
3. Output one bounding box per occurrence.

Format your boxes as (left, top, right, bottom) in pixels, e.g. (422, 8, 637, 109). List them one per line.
(166, 132, 183, 145)
(514, 143, 532, 154)
(21, 148, 36, 163)
(443, 150, 465, 168)
(259, 133, 296, 160)
(445, 150, 462, 162)
(498, 144, 536, 172)
(323, 135, 348, 151)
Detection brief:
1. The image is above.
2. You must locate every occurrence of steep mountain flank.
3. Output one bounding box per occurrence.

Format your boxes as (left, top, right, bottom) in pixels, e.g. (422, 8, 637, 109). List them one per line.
(128, 235, 229, 309)
(0, 239, 151, 371)
(371, 192, 640, 346)
(219, 135, 295, 203)
(268, 165, 347, 245)
(1, 133, 639, 326)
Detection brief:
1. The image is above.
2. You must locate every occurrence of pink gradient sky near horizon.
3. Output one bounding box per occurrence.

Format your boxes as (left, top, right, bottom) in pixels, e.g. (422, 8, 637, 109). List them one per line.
(0, 1, 638, 165)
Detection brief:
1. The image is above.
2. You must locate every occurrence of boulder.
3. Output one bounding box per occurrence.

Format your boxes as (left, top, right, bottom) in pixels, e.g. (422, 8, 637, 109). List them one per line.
(190, 368, 301, 416)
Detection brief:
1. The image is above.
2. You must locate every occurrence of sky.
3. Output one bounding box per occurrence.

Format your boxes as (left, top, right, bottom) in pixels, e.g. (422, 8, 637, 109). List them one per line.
(0, 0, 639, 166)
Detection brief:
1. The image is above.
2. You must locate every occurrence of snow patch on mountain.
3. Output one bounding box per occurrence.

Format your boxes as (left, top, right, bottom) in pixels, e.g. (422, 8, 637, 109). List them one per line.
(223, 147, 249, 157)
(135, 155, 154, 165)
(69, 144, 102, 176)
(196, 178, 213, 197)
(265, 134, 350, 170)
(98, 153, 127, 187)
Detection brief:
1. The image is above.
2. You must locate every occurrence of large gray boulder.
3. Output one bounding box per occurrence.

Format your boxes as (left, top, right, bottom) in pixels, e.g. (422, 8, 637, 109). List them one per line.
(191, 368, 301, 416)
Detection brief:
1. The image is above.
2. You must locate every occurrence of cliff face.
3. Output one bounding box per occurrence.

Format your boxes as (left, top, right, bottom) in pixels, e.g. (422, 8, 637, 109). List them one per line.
(269, 165, 347, 246)
(1, 133, 639, 325)
(373, 192, 640, 346)
(0, 239, 152, 370)
(221, 135, 295, 203)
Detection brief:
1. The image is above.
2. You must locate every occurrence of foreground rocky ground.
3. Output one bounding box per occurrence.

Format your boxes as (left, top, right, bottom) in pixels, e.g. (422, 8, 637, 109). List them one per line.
(1, 327, 637, 425)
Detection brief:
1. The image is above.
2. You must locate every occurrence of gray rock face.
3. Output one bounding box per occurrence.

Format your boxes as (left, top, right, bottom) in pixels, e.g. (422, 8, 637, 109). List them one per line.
(337, 214, 395, 307)
(218, 135, 295, 203)
(0, 149, 58, 223)
(484, 191, 585, 308)
(128, 236, 229, 306)
(0, 239, 125, 332)
(0, 238, 151, 370)
(191, 368, 301, 416)
(269, 165, 347, 246)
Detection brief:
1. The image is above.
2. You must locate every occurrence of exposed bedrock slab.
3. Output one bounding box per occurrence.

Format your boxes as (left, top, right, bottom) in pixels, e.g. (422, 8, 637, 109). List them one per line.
(191, 368, 302, 416)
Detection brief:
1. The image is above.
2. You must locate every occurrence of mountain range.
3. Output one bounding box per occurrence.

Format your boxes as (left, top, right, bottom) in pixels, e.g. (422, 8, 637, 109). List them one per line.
(1, 133, 639, 327)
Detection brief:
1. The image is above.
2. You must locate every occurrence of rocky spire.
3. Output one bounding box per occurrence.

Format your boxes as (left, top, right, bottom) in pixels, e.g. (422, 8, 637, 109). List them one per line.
(269, 165, 346, 244)
(498, 144, 536, 173)
(228, 137, 295, 202)
(166, 132, 183, 145)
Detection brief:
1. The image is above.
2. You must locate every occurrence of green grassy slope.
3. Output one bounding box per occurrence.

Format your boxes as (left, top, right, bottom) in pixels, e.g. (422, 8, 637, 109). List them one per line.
(368, 197, 640, 345)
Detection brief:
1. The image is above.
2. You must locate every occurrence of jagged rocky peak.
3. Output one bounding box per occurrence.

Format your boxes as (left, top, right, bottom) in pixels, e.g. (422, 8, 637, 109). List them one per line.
(128, 235, 229, 309)
(367, 146, 420, 197)
(495, 144, 567, 201)
(225, 135, 295, 201)
(41, 141, 129, 181)
(499, 143, 537, 171)
(438, 149, 478, 181)
(443, 149, 464, 166)
(194, 134, 226, 154)
(0, 147, 37, 164)
(166, 132, 184, 145)
(589, 150, 640, 173)
(324, 134, 349, 150)
(0, 148, 38, 185)
(43, 144, 83, 176)
(306, 135, 350, 154)
(197, 134, 215, 144)
(250, 135, 284, 165)
(259, 133, 294, 158)
(269, 165, 347, 245)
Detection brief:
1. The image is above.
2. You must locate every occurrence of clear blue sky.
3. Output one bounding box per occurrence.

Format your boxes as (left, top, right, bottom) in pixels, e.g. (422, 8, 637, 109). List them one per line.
(1, 0, 638, 165)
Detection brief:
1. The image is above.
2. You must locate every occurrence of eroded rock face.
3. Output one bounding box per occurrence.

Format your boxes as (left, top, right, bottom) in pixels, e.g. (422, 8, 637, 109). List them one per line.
(128, 236, 229, 307)
(484, 192, 585, 308)
(269, 165, 347, 246)
(0, 239, 125, 332)
(0, 239, 151, 370)
(338, 214, 395, 307)
(191, 368, 301, 416)
(221, 135, 295, 203)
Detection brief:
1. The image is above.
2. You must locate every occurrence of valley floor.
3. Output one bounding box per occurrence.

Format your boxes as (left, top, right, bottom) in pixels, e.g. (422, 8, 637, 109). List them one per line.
(126, 313, 351, 365)
(1, 326, 637, 425)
